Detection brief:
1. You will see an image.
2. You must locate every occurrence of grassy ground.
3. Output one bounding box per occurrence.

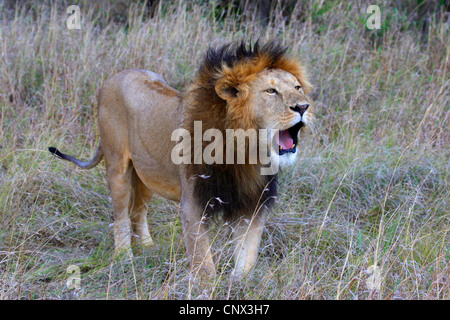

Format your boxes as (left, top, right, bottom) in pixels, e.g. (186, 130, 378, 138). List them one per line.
(0, 1, 448, 299)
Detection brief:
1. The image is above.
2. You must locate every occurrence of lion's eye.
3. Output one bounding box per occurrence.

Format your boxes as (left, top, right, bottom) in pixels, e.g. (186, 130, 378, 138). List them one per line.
(266, 88, 278, 95)
(295, 85, 301, 90)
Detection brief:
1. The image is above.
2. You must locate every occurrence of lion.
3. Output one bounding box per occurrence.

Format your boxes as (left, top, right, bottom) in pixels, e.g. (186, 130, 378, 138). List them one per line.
(49, 40, 313, 279)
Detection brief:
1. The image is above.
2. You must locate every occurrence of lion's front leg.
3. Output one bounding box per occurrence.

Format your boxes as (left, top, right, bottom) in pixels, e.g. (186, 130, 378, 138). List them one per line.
(180, 189, 216, 279)
(232, 211, 266, 278)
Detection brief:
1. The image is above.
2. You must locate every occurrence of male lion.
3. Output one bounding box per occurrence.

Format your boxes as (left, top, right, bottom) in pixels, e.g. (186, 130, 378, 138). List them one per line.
(49, 41, 313, 278)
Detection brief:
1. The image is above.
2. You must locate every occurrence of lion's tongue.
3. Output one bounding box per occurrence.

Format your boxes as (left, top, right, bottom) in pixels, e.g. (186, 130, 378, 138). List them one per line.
(278, 130, 294, 149)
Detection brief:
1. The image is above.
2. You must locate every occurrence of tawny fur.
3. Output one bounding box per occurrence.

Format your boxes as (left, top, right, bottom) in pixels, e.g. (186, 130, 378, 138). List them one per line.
(49, 40, 313, 279)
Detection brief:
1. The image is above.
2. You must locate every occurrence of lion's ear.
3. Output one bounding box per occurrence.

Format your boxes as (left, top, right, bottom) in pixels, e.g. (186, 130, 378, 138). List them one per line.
(215, 78, 239, 102)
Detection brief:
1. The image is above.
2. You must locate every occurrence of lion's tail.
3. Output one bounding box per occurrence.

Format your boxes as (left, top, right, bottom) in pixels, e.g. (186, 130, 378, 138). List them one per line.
(48, 141, 103, 169)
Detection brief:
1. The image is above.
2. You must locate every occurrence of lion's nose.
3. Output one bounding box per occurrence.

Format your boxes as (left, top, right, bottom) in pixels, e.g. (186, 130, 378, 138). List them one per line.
(290, 103, 309, 116)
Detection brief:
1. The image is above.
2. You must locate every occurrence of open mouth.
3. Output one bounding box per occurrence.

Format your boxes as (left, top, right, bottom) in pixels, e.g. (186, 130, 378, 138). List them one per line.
(277, 121, 304, 155)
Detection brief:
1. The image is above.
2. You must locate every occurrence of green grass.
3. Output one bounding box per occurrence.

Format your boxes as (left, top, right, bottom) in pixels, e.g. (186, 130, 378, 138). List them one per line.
(0, 1, 448, 299)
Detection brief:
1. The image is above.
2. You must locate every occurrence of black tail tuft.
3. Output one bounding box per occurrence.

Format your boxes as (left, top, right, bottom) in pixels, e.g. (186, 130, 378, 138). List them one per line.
(48, 147, 64, 159)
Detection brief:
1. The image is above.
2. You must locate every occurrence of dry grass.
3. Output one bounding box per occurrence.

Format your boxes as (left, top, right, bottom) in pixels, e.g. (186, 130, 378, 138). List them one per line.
(0, 1, 448, 300)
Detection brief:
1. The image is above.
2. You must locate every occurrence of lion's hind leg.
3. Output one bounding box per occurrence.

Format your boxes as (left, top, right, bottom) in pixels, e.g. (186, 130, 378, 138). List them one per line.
(106, 160, 134, 258)
(130, 169, 154, 248)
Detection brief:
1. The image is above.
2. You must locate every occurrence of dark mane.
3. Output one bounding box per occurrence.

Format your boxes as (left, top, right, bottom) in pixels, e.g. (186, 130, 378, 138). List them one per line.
(182, 40, 310, 221)
(199, 40, 288, 82)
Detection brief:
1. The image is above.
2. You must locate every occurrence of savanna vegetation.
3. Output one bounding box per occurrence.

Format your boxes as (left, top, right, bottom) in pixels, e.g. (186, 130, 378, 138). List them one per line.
(0, 0, 448, 299)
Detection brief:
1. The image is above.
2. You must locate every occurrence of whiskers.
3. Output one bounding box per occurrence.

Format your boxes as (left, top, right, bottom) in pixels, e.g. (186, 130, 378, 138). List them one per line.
(306, 115, 321, 136)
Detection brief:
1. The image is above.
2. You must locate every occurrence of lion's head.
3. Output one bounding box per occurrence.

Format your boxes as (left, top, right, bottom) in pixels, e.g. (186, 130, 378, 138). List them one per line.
(183, 40, 313, 219)
(186, 40, 313, 165)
